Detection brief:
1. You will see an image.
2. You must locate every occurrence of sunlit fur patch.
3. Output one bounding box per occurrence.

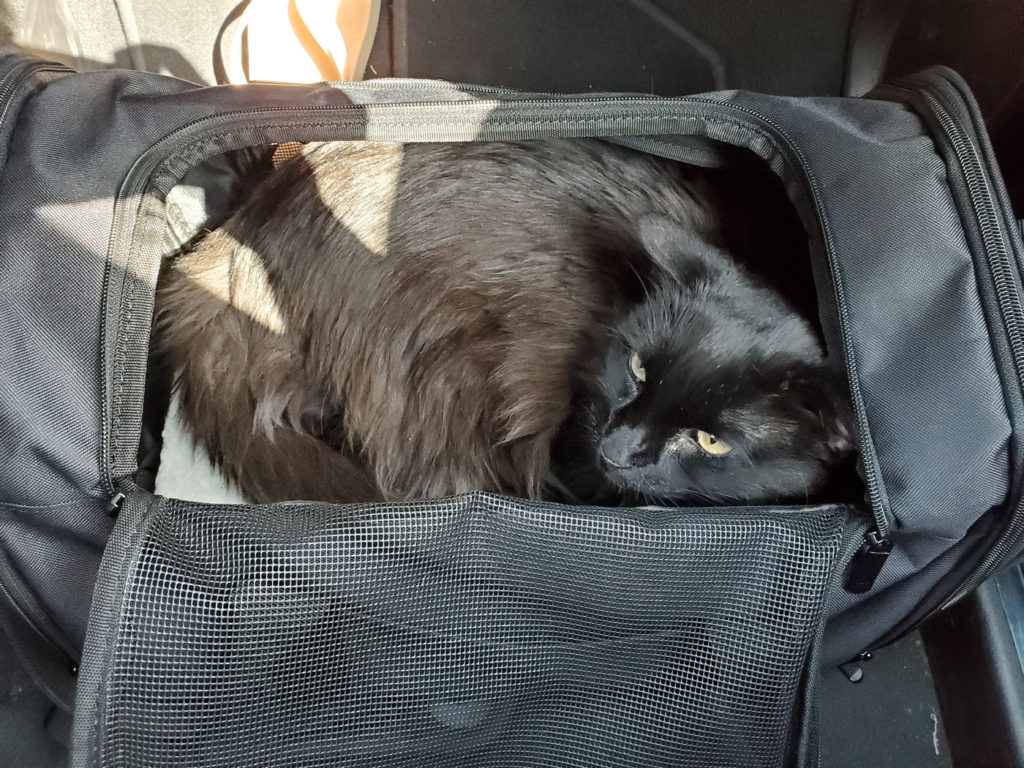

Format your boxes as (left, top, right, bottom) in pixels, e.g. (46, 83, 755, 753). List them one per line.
(174, 238, 289, 336)
(312, 142, 403, 255)
(226, 244, 288, 334)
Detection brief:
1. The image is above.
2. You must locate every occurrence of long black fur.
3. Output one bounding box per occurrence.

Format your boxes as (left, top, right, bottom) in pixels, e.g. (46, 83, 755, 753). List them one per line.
(155, 139, 855, 506)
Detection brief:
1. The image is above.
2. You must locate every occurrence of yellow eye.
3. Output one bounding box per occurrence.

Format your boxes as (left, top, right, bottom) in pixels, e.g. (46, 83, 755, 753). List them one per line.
(628, 351, 646, 383)
(696, 430, 732, 456)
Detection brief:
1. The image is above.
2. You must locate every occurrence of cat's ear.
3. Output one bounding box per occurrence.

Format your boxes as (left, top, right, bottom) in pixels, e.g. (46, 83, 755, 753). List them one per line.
(637, 213, 731, 288)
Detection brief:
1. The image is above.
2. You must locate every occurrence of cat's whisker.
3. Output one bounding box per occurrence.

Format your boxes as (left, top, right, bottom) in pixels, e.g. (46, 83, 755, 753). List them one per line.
(623, 259, 652, 303)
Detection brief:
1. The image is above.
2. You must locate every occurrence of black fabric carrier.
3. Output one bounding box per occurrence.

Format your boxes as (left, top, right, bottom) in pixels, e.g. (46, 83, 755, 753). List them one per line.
(0, 45, 1021, 767)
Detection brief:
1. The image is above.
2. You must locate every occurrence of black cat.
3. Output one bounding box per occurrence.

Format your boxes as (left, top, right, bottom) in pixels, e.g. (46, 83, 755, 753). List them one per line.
(552, 217, 854, 506)
(155, 139, 853, 506)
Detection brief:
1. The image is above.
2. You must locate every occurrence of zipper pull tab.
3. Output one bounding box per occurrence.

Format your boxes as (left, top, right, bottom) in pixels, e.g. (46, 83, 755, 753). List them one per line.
(844, 529, 893, 594)
(106, 491, 126, 518)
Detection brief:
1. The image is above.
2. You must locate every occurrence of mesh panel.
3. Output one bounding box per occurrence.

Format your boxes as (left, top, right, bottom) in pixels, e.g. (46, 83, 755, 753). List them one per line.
(86, 493, 847, 767)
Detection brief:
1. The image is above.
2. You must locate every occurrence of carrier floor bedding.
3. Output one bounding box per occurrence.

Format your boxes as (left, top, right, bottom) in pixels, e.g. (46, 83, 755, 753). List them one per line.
(153, 395, 248, 506)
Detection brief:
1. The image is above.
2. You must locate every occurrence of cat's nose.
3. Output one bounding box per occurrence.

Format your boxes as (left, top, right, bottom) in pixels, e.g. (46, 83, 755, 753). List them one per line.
(599, 426, 652, 469)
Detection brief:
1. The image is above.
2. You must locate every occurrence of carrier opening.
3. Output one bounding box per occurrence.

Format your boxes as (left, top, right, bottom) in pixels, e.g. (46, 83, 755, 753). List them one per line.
(139, 138, 862, 510)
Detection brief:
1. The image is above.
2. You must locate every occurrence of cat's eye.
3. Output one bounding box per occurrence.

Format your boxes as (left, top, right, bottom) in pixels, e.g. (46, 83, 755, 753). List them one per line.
(628, 351, 646, 383)
(696, 430, 732, 456)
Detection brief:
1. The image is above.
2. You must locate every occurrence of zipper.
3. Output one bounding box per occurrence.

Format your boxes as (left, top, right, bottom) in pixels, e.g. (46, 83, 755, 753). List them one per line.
(0, 55, 80, 662)
(102, 88, 894, 559)
(857, 72, 1024, 649)
(323, 79, 557, 96)
(0, 59, 133, 499)
(925, 90, 1024, 605)
(842, 530, 894, 594)
(106, 491, 127, 517)
(0, 56, 142, 500)
(888, 75, 1024, 603)
(0, 57, 69, 125)
(0, 57, 71, 181)
(321, 78, 669, 100)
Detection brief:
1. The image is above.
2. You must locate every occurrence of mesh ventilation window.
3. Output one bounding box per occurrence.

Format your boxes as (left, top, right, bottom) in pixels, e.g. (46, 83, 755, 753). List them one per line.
(87, 493, 847, 767)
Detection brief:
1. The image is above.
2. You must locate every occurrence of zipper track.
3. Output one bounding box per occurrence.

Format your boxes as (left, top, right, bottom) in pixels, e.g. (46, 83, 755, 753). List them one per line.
(103, 91, 895, 540)
(914, 90, 1024, 399)
(321, 78, 670, 101)
(0, 55, 81, 663)
(861, 73, 1024, 649)
(0, 59, 66, 123)
(910, 84, 1024, 603)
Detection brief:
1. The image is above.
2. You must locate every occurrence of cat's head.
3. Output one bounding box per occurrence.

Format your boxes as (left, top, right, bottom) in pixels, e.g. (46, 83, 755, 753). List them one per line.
(577, 215, 856, 505)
